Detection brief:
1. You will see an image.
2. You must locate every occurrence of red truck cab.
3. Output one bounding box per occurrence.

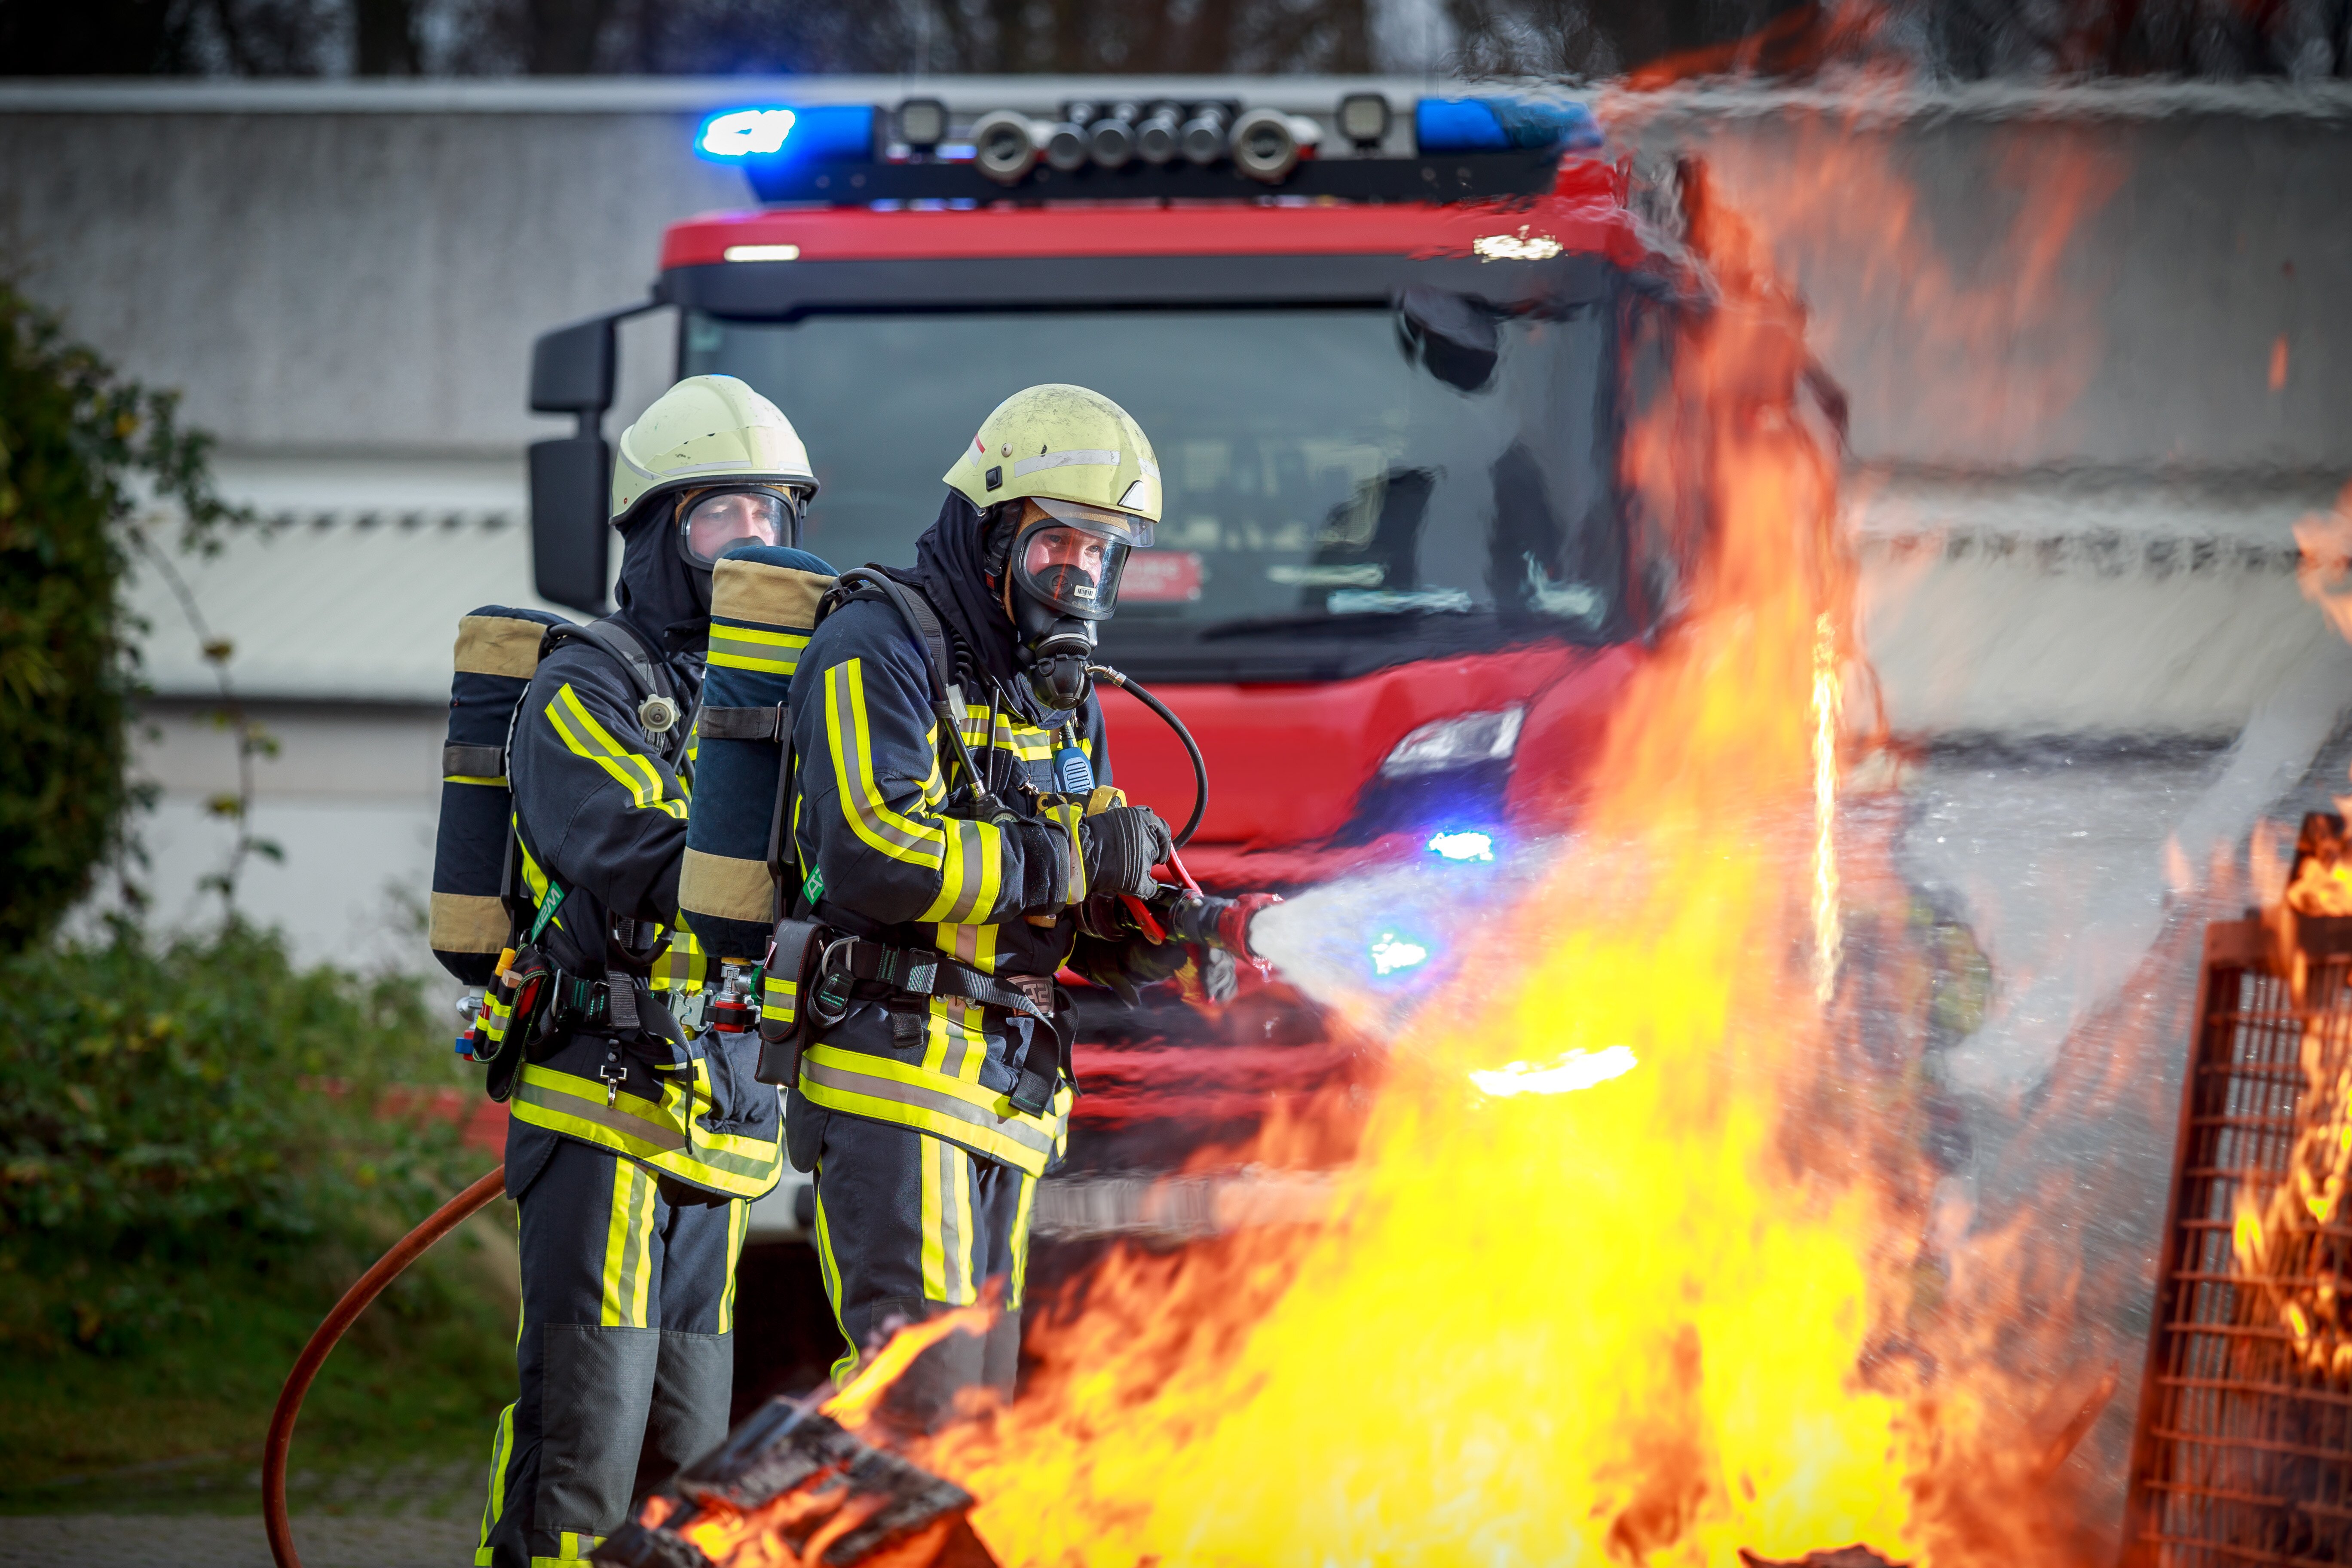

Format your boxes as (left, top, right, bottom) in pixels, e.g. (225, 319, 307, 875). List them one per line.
(522, 87, 1692, 1176)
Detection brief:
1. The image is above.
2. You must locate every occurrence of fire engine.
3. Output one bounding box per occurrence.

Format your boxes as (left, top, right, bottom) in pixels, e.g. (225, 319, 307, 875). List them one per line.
(521, 85, 1695, 1326)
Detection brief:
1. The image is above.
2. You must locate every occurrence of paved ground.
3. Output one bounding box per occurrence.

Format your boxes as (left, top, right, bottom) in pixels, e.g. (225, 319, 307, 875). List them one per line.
(1, 1515, 476, 1568)
(1, 1455, 482, 1567)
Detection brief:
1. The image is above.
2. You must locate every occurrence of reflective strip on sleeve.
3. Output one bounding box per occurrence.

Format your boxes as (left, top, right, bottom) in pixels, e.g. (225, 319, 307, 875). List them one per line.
(545, 683, 686, 821)
(824, 660, 947, 869)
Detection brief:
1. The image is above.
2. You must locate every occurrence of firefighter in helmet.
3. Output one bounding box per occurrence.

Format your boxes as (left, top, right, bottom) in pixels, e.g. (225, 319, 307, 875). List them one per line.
(478, 375, 821, 1568)
(783, 383, 1183, 1420)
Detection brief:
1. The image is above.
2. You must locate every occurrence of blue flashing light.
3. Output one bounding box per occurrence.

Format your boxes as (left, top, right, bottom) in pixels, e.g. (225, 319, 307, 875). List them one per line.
(701, 108, 796, 158)
(1370, 931, 1431, 977)
(1415, 96, 1602, 155)
(1427, 830, 1495, 863)
(698, 104, 876, 162)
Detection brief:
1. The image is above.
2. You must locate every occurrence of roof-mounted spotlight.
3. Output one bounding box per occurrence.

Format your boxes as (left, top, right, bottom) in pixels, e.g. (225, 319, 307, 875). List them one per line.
(1336, 92, 1392, 149)
(1135, 102, 1183, 164)
(1041, 119, 1090, 172)
(1231, 107, 1320, 182)
(1179, 104, 1231, 165)
(970, 110, 1041, 183)
(896, 97, 948, 150)
(1089, 102, 1139, 168)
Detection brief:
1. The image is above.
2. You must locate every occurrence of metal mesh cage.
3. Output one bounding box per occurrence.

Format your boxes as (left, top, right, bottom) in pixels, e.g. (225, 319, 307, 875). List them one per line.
(2124, 914, 2352, 1567)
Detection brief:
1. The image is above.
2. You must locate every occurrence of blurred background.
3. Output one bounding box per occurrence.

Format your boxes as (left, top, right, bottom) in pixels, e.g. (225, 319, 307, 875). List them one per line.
(0, 2, 2346, 1562)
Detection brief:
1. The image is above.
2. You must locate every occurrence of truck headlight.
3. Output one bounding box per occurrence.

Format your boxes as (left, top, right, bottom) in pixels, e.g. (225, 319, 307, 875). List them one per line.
(1379, 706, 1524, 778)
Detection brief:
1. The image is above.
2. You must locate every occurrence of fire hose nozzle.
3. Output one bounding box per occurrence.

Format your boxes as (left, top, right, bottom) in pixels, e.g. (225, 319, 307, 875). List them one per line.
(1163, 889, 1282, 964)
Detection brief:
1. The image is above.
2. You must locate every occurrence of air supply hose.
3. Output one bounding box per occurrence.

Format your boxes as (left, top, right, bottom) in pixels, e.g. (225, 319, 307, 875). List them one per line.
(264, 1165, 506, 1568)
(1088, 663, 1207, 848)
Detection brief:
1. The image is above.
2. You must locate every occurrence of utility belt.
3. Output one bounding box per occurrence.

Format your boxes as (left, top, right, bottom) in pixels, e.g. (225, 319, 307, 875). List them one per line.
(757, 917, 1069, 1117)
(476, 942, 677, 1103)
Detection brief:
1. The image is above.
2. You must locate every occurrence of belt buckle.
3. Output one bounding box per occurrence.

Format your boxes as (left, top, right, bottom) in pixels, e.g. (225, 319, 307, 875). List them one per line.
(1007, 973, 1053, 1013)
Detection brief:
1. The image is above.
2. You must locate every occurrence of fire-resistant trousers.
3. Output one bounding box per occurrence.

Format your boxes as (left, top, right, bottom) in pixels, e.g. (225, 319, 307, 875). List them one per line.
(802, 1103, 1035, 1425)
(477, 1128, 750, 1568)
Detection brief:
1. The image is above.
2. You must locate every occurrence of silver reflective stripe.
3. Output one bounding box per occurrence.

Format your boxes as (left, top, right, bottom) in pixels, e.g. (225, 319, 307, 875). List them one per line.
(516, 1073, 689, 1152)
(799, 1054, 1056, 1162)
(1011, 448, 1118, 477)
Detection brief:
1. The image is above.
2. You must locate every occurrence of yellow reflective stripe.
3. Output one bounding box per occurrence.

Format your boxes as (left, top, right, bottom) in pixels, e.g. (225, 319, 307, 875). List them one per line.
(1009, 1173, 1038, 1311)
(477, 1399, 517, 1562)
(920, 1134, 947, 1302)
(600, 1160, 657, 1328)
(719, 1197, 750, 1334)
(916, 1135, 976, 1306)
(548, 683, 685, 821)
(798, 1044, 1062, 1177)
(652, 916, 705, 993)
(921, 815, 1003, 925)
(709, 625, 809, 674)
(1041, 799, 1087, 905)
(445, 775, 508, 787)
(956, 993, 989, 1085)
(960, 711, 1057, 761)
(825, 660, 946, 869)
(512, 1064, 782, 1198)
(811, 1183, 860, 1387)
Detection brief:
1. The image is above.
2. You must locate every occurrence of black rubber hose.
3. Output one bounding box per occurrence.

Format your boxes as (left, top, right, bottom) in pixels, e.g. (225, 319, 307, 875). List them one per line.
(1089, 663, 1207, 847)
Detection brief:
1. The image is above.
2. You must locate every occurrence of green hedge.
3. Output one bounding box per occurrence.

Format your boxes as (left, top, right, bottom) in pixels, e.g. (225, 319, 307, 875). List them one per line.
(0, 921, 514, 1483)
(0, 284, 239, 954)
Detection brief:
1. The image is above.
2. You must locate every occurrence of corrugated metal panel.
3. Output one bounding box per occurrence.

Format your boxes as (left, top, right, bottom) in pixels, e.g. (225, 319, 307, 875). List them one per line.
(126, 457, 588, 702)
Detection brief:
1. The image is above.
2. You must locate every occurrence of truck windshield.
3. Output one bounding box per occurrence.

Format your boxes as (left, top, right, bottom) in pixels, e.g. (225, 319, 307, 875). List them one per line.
(685, 305, 1621, 677)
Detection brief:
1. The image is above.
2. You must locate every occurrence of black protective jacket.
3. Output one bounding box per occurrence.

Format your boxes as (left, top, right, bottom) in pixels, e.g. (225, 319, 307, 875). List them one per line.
(501, 511, 783, 1201)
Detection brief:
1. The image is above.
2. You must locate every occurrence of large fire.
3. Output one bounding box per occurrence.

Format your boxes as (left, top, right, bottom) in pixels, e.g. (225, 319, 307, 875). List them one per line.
(847, 126, 2109, 1567)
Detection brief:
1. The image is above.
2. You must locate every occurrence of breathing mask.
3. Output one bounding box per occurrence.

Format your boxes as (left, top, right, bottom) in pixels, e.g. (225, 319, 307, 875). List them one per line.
(1001, 498, 1152, 711)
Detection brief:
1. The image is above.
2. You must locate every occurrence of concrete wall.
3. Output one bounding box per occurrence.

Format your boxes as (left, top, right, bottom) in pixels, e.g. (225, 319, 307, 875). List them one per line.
(5, 79, 2344, 472)
(1620, 83, 2352, 477)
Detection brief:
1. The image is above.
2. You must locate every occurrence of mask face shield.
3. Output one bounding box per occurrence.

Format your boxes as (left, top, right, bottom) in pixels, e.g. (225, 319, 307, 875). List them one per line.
(676, 487, 799, 569)
(1011, 500, 1152, 622)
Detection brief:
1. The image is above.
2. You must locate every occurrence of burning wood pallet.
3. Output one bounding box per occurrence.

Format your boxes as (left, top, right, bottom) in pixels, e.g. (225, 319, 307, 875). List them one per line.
(2125, 821, 2352, 1568)
(591, 1398, 997, 1568)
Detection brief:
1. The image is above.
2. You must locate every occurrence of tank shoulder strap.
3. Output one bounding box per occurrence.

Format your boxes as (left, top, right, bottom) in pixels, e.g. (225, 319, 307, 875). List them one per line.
(824, 567, 956, 709)
(544, 617, 672, 705)
(821, 567, 996, 812)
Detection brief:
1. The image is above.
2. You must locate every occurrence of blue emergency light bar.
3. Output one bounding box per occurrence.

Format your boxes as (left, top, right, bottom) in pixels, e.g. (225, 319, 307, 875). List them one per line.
(1415, 97, 1603, 154)
(698, 92, 1601, 205)
(697, 104, 876, 163)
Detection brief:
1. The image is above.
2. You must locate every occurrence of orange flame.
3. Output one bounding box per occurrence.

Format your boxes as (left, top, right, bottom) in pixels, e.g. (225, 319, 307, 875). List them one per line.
(858, 123, 2119, 1568)
(821, 1298, 1000, 1431)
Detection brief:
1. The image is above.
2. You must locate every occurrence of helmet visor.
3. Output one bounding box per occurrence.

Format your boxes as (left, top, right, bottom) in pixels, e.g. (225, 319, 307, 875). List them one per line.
(677, 487, 796, 568)
(1014, 520, 1132, 620)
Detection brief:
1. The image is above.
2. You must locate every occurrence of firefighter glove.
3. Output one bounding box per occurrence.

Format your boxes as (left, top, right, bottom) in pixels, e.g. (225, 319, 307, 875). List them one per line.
(1071, 928, 1188, 1007)
(1080, 805, 1173, 900)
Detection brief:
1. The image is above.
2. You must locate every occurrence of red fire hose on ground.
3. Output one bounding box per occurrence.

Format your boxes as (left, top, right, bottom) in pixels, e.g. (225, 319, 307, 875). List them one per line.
(263, 1165, 507, 1568)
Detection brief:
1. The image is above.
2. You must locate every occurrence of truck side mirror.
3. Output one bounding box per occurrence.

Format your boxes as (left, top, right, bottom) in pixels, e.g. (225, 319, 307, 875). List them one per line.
(529, 435, 611, 615)
(526, 308, 645, 615)
(530, 316, 617, 414)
